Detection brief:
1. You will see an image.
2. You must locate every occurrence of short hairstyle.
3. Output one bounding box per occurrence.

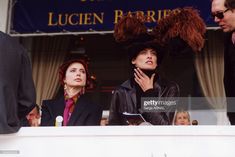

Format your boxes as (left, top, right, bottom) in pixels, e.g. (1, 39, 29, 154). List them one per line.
(225, 0, 235, 9)
(58, 59, 90, 88)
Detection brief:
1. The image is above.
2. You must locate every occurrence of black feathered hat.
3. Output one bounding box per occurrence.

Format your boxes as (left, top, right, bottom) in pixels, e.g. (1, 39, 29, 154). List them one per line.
(113, 14, 165, 66)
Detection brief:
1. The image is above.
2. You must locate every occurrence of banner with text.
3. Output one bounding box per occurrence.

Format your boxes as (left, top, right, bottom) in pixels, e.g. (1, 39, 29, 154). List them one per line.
(11, 0, 214, 34)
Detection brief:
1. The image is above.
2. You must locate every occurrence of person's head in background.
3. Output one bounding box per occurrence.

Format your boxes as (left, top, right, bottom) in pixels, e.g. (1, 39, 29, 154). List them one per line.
(225, 0, 235, 30)
(59, 59, 90, 98)
(211, 0, 235, 32)
(26, 105, 40, 127)
(174, 110, 191, 125)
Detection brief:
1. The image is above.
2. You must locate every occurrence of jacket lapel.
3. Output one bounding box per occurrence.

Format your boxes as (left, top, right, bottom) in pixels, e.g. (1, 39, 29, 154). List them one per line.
(129, 88, 137, 109)
(53, 96, 65, 118)
(121, 80, 137, 112)
(67, 94, 87, 126)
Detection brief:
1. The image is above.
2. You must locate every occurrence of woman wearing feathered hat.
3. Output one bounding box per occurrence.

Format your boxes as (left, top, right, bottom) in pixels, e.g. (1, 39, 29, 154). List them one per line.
(108, 14, 180, 125)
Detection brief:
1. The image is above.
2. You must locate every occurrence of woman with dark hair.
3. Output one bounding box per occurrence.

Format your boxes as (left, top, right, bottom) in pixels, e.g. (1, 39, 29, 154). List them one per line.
(108, 15, 180, 125)
(41, 59, 102, 126)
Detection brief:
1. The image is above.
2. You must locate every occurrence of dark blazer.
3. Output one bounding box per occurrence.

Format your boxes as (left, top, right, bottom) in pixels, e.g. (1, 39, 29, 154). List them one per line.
(224, 32, 235, 97)
(0, 31, 36, 134)
(224, 32, 235, 124)
(109, 77, 179, 125)
(41, 94, 102, 126)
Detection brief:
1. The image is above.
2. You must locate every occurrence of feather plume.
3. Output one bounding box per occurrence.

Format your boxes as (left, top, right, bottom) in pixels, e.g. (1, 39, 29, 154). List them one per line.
(154, 7, 206, 52)
(113, 14, 148, 43)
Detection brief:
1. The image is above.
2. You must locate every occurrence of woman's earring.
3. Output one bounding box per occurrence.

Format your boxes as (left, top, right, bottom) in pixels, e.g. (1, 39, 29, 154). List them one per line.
(64, 83, 67, 90)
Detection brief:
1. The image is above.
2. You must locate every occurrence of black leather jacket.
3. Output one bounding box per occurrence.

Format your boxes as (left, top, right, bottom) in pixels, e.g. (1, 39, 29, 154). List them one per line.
(109, 77, 179, 125)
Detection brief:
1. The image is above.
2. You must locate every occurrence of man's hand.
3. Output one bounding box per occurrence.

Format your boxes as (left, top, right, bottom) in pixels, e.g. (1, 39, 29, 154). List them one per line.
(30, 119, 39, 127)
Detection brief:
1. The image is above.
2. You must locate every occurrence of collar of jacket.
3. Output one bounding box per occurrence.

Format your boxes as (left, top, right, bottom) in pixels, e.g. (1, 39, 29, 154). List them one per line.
(120, 75, 163, 91)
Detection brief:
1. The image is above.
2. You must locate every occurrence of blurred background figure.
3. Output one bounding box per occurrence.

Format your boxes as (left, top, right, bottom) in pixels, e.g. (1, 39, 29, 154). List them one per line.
(191, 119, 199, 125)
(174, 110, 191, 125)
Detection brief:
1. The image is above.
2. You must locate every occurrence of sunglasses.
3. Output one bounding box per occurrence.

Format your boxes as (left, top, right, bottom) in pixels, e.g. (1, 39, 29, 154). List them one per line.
(211, 9, 229, 19)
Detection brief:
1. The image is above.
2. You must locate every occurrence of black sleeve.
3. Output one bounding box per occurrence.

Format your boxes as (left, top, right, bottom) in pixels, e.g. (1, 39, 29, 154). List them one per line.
(17, 46, 36, 119)
(108, 89, 125, 125)
(41, 101, 54, 126)
(20, 117, 30, 127)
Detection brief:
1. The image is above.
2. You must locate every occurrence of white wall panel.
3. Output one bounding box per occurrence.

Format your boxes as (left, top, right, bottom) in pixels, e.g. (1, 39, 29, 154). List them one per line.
(0, 126, 235, 157)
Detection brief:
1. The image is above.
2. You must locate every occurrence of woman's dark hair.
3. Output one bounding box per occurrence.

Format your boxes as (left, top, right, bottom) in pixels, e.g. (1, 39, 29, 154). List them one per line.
(58, 59, 90, 88)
